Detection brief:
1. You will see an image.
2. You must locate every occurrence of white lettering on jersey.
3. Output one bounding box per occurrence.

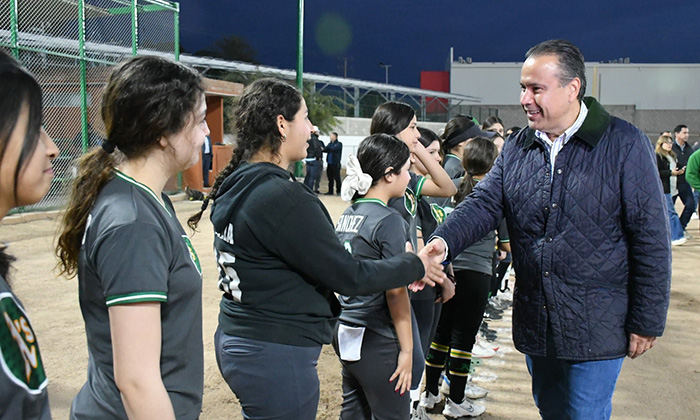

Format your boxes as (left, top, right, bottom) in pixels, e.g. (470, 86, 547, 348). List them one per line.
(336, 215, 365, 234)
(216, 250, 242, 302)
(215, 223, 235, 245)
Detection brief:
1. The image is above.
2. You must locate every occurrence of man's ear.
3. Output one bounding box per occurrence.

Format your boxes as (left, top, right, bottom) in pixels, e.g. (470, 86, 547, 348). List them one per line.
(568, 77, 581, 102)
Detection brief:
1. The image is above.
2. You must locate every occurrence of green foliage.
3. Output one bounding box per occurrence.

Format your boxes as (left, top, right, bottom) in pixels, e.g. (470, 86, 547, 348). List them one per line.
(219, 74, 344, 135)
(194, 34, 258, 64)
(303, 87, 343, 135)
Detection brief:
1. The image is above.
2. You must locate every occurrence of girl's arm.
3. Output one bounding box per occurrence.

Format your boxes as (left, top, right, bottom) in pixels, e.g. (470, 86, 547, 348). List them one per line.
(110, 303, 176, 420)
(413, 142, 457, 197)
(386, 286, 413, 395)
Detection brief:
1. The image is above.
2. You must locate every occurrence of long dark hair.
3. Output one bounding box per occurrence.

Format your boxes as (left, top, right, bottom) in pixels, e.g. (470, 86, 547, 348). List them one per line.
(454, 137, 498, 204)
(353, 134, 410, 201)
(56, 55, 204, 277)
(187, 78, 303, 229)
(0, 51, 45, 280)
(370, 102, 415, 136)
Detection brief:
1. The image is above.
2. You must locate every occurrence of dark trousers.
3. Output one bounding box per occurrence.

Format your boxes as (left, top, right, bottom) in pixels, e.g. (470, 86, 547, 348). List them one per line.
(327, 163, 341, 194)
(304, 160, 322, 191)
(202, 152, 212, 187)
(425, 269, 491, 402)
(673, 182, 696, 230)
(332, 325, 410, 420)
(215, 328, 322, 420)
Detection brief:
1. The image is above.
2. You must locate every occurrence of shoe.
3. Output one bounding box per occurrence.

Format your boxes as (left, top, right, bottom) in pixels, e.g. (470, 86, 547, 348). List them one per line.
(672, 237, 687, 246)
(474, 336, 499, 353)
(324, 192, 333, 195)
(410, 402, 431, 420)
(471, 342, 496, 359)
(482, 307, 502, 321)
(419, 390, 442, 410)
(684, 230, 693, 239)
(443, 397, 486, 418)
(692, 212, 699, 220)
(489, 295, 510, 310)
(314, 190, 320, 194)
(464, 381, 488, 399)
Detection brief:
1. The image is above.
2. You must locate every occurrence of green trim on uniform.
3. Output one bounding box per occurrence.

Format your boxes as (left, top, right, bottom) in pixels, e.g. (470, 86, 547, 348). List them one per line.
(105, 291, 168, 307)
(114, 171, 172, 216)
(354, 198, 387, 207)
(446, 153, 462, 162)
(500, 239, 510, 243)
(414, 175, 426, 200)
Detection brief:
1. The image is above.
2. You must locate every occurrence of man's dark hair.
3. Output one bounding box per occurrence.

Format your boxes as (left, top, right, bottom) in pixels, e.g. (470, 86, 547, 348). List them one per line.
(674, 125, 687, 135)
(526, 39, 586, 102)
(331, 132, 338, 138)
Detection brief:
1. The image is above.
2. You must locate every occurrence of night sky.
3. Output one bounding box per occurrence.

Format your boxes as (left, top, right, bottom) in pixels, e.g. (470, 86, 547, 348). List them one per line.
(177, 0, 700, 88)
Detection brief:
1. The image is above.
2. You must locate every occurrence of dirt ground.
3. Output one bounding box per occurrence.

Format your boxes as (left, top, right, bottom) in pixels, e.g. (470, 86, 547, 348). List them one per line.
(2, 195, 699, 420)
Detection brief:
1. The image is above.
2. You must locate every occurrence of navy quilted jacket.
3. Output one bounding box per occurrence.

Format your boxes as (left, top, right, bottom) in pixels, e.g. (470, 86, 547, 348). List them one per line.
(432, 98, 671, 360)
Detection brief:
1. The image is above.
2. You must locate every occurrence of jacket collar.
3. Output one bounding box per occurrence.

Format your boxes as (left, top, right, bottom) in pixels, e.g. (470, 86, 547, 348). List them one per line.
(522, 97, 611, 149)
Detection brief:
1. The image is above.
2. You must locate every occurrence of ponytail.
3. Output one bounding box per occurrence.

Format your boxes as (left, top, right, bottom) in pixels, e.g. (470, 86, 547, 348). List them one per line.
(454, 174, 476, 205)
(55, 148, 115, 277)
(187, 146, 245, 230)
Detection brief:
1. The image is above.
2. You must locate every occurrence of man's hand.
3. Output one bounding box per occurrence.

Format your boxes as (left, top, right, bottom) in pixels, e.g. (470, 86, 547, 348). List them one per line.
(628, 333, 657, 359)
(412, 240, 446, 289)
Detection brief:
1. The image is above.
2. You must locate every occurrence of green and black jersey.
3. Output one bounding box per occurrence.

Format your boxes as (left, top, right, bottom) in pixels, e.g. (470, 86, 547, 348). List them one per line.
(443, 153, 465, 179)
(388, 172, 425, 252)
(72, 171, 203, 420)
(0, 276, 50, 420)
(336, 199, 410, 339)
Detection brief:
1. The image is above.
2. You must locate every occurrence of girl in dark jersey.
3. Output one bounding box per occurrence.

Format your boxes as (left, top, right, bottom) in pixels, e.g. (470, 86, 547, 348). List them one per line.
(186, 79, 446, 420)
(334, 134, 414, 419)
(421, 138, 509, 419)
(56, 56, 208, 420)
(0, 50, 58, 420)
(369, 102, 456, 418)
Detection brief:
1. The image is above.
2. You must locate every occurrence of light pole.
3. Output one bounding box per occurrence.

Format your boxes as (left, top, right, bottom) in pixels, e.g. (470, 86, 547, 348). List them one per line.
(379, 62, 391, 84)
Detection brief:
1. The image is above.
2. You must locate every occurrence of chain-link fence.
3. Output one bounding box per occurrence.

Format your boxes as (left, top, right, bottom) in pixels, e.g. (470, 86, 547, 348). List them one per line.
(1, 0, 180, 212)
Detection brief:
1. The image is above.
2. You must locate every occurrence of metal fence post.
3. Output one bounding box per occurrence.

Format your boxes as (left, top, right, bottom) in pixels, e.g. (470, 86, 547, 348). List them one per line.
(9, 0, 19, 59)
(78, 0, 89, 153)
(131, 0, 138, 55)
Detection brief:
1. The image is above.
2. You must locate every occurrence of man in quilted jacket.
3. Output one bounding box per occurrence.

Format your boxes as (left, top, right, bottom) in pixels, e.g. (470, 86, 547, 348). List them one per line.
(429, 39, 671, 420)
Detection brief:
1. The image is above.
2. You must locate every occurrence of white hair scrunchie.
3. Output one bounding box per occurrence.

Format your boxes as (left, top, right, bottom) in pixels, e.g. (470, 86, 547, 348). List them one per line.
(340, 155, 373, 202)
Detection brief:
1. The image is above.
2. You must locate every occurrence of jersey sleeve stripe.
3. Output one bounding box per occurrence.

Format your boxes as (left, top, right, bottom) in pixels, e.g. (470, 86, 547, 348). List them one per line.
(105, 292, 167, 306)
(415, 176, 426, 199)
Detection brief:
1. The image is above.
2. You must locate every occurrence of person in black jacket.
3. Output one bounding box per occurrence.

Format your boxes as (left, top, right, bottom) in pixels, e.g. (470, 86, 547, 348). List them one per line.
(655, 135, 686, 244)
(303, 126, 324, 193)
(323, 131, 343, 195)
(428, 40, 670, 420)
(187, 78, 446, 420)
(671, 124, 696, 235)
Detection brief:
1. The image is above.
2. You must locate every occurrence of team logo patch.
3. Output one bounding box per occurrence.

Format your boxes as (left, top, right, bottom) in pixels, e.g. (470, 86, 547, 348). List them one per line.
(0, 293, 48, 394)
(182, 236, 202, 275)
(404, 188, 417, 217)
(430, 203, 446, 225)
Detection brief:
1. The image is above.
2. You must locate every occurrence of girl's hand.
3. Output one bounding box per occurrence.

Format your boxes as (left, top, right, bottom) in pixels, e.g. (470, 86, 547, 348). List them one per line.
(417, 241, 447, 288)
(389, 350, 413, 395)
(436, 275, 455, 303)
